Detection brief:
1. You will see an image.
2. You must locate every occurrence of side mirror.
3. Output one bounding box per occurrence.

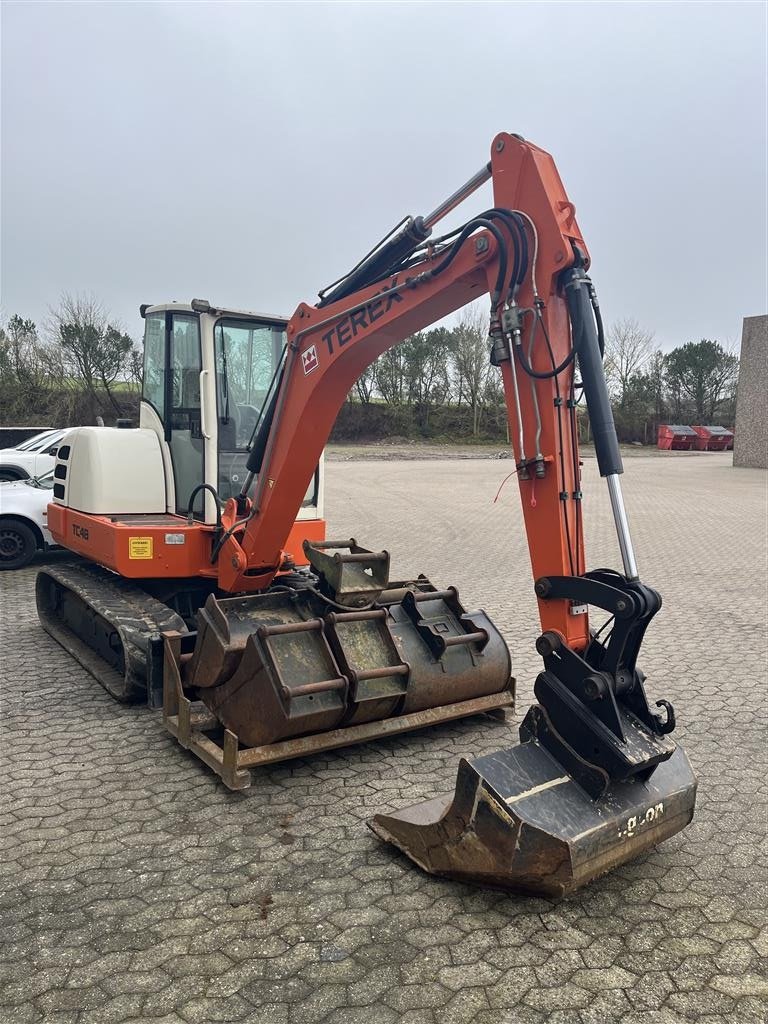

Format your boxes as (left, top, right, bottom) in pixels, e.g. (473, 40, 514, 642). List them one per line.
(48, 446, 59, 456)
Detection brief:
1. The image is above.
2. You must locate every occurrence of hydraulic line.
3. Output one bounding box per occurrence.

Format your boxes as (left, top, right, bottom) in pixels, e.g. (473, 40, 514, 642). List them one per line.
(319, 216, 432, 307)
(567, 377, 582, 575)
(319, 162, 496, 308)
(326, 206, 530, 317)
(526, 322, 544, 465)
(587, 276, 605, 357)
(511, 210, 540, 299)
(185, 484, 223, 533)
(243, 219, 513, 540)
(482, 209, 526, 294)
(239, 358, 287, 499)
(318, 216, 411, 302)
(304, 217, 511, 354)
(507, 329, 527, 463)
(240, 197, 534, 570)
(514, 309, 576, 380)
(508, 296, 578, 578)
(539, 314, 577, 578)
(424, 217, 509, 304)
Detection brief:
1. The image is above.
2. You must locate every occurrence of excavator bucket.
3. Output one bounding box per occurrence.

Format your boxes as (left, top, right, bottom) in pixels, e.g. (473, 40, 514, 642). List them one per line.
(167, 541, 514, 776)
(370, 714, 697, 897)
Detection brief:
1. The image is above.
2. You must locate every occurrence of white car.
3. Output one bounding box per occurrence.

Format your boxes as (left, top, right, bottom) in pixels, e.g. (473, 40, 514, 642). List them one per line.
(0, 428, 69, 482)
(0, 470, 57, 569)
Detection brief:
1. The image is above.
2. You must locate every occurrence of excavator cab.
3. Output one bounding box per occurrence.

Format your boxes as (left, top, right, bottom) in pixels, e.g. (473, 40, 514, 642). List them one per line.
(138, 302, 322, 524)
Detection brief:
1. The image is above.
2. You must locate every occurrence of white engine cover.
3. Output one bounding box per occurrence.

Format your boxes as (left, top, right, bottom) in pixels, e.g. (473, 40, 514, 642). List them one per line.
(53, 427, 166, 514)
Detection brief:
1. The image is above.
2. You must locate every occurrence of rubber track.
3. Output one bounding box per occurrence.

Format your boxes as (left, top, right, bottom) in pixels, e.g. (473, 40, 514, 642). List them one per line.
(36, 561, 187, 703)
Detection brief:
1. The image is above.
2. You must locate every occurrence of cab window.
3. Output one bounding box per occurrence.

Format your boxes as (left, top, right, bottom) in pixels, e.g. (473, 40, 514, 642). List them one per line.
(213, 319, 285, 451)
(142, 313, 166, 418)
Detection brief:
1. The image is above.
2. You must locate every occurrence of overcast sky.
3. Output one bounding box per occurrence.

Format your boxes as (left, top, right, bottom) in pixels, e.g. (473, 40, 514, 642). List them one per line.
(2, 1, 766, 352)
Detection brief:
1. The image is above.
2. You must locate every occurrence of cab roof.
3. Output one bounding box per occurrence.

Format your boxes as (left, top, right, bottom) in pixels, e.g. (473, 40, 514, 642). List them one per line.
(141, 300, 289, 325)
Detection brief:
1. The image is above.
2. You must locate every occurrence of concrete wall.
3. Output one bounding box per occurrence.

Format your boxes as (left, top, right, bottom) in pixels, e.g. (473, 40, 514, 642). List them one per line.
(733, 315, 768, 469)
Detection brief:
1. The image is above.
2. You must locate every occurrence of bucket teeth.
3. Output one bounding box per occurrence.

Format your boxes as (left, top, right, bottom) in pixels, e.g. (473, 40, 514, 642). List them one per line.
(369, 738, 697, 897)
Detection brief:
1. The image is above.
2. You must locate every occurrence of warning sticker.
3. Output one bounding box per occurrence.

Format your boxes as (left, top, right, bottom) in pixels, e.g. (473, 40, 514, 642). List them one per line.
(128, 537, 153, 559)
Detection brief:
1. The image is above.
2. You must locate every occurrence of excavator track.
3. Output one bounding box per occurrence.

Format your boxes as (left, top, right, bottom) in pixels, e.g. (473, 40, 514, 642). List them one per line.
(36, 561, 187, 703)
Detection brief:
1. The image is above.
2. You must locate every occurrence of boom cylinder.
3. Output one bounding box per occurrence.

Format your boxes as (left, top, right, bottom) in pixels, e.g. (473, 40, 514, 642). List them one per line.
(319, 216, 431, 307)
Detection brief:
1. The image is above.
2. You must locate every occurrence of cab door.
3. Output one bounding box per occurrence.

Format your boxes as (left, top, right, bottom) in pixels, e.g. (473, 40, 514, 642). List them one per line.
(140, 309, 206, 518)
(167, 314, 205, 516)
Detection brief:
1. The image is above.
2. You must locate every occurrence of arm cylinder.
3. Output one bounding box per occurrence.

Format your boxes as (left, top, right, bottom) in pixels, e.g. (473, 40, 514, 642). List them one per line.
(562, 265, 639, 579)
(563, 266, 623, 478)
(606, 474, 639, 581)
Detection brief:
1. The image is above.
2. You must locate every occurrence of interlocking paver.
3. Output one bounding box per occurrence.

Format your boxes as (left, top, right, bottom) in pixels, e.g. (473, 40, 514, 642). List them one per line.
(1, 452, 766, 1023)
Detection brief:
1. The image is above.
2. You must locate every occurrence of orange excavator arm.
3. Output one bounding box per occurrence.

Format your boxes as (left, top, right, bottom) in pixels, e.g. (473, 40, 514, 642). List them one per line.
(216, 129, 688, 803)
(216, 133, 596, 655)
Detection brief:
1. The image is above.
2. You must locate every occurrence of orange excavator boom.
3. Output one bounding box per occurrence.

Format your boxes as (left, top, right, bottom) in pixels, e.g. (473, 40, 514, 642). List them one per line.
(218, 134, 590, 656)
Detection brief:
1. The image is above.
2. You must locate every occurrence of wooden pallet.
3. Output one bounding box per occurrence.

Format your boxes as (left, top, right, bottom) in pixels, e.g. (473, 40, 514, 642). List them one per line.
(161, 632, 515, 790)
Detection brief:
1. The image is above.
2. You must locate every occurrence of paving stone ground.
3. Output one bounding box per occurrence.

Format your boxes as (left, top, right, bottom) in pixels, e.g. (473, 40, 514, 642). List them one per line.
(1, 452, 766, 1024)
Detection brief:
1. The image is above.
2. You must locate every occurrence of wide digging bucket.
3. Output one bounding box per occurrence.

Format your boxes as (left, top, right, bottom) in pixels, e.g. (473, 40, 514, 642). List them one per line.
(182, 560, 512, 750)
(186, 590, 349, 746)
(370, 729, 697, 897)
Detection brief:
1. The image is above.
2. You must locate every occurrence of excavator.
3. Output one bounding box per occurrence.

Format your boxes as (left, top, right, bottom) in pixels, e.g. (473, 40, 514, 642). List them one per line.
(36, 132, 696, 896)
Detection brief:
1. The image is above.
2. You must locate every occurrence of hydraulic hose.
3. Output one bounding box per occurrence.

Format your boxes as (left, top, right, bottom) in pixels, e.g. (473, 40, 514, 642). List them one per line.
(246, 366, 284, 477)
(319, 216, 432, 307)
(186, 484, 223, 551)
(424, 217, 509, 305)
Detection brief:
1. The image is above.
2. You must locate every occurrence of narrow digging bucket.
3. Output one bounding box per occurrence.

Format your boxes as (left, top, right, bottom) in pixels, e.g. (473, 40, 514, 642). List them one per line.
(370, 734, 697, 897)
(183, 578, 512, 749)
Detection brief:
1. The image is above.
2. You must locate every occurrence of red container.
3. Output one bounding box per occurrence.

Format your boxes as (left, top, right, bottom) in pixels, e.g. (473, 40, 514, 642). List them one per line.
(691, 425, 734, 451)
(657, 424, 698, 450)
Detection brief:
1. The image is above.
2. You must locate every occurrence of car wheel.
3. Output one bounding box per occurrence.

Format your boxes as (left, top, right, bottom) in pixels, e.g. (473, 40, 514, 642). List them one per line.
(0, 519, 39, 569)
(0, 469, 21, 482)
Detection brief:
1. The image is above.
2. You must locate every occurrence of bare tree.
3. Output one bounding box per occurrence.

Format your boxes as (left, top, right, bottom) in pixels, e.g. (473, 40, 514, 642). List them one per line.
(402, 329, 451, 404)
(47, 293, 134, 419)
(352, 364, 375, 404)
(375, 345, 409, 405)
(127, 343, 144, 394)
(645, 348, 667, 441)
(401, 328, 453, 429)
(452, 302, 492, 437)
(604, 317, 654, 408)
